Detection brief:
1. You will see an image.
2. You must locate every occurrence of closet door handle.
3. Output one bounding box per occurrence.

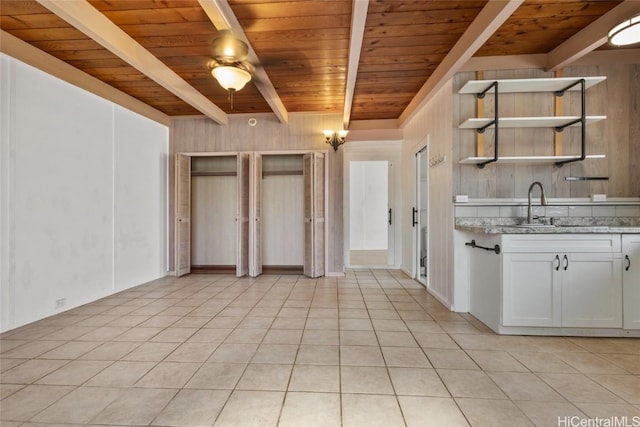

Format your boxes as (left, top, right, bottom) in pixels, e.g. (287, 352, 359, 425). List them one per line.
(625, 255, 631, 271)
(412, 208, 418, 227)
(388, 209, 392, 225)
(563, 254, 569, 271)
(554, 255, 560, 271)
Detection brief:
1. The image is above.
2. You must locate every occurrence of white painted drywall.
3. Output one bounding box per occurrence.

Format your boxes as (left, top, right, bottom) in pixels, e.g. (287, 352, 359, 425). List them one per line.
(0, 53, 168, 332)
(349, 161, 388, 250)
(114, 105, 168, 290)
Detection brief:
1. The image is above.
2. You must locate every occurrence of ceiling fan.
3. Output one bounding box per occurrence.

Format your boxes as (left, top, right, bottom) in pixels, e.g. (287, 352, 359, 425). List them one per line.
(207, 31, 255, 109)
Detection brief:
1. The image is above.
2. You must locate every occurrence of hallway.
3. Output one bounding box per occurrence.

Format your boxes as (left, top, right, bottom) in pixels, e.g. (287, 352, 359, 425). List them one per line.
(1, 270, 639, 426)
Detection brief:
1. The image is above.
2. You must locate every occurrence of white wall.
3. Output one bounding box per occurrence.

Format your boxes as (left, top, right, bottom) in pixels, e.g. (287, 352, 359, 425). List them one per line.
(349, 161, 388, 250)
(0, 54, 168, 332)
(401, 81, 456, 309)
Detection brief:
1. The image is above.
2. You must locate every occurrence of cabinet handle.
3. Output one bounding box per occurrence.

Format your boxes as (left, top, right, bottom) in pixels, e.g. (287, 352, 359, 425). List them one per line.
(563, 254, 569, 271)
(625, 255, 631, 272)
(554, 254, 560, 271)
(388, 208, 392, 226)
(412, 208, 418, 227)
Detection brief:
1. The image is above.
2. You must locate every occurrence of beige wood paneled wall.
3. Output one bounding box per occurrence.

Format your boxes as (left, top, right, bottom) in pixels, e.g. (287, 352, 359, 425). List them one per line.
(169, 113, 344, 274)
(453, 64, 640, 199)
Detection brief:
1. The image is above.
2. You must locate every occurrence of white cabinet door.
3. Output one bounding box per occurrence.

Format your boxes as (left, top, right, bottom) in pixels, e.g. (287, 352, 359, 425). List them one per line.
(562, 253, 622, 328)
(502, 252, 562, 327)
(623, 235, 640, 330)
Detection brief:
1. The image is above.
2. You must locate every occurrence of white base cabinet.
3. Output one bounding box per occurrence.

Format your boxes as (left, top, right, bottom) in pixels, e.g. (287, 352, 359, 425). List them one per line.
(501, 235, 622, 329)
(623, 235, 640, 329)
(468, 233, 636, 336)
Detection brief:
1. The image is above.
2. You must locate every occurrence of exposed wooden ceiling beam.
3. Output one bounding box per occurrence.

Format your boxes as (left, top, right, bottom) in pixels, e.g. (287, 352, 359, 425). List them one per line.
(36, 0, 228, 125)
(0, 30, 170, 126)
(198, 0, 289, 124)
(399, 0, 523, 126)
(546, 0, 640, 71)
(342, 0, 368, 129)
(462, 54, 547, 72)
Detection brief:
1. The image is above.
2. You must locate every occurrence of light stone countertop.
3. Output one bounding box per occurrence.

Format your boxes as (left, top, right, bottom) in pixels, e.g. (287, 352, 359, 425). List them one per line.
(455, 217, 640, 234)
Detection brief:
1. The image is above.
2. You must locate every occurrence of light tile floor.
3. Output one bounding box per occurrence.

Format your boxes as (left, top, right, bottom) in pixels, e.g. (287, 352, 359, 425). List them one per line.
(1, 269, 639, 426)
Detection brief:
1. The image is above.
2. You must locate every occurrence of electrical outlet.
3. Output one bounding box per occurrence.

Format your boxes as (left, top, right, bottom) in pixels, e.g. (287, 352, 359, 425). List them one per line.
(55, 298, 66, 309)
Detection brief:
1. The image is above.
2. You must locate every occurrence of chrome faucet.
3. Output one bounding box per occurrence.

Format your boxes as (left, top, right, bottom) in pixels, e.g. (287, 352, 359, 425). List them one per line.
(527, 181, 548, 224)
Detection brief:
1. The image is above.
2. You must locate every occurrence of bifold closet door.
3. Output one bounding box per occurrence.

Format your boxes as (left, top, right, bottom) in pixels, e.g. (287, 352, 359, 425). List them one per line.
(175, 153, 191, 276)
(236, 153, 250, 277)
(249, 153, 263, 277)
(303, 152, 325, 278)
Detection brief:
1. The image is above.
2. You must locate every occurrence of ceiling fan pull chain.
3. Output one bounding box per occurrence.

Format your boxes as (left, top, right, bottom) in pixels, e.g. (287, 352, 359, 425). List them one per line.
(229, 88, 235, 110)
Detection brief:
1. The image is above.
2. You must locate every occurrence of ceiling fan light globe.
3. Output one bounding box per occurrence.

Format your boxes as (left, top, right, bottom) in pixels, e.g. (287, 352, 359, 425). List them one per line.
(211, 66, 252, 91)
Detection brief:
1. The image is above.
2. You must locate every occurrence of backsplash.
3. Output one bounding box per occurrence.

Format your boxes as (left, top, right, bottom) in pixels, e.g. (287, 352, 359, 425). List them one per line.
(454, 198, 640, 219)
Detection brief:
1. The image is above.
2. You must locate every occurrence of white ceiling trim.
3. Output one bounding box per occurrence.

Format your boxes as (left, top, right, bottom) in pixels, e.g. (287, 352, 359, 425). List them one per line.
(198, 0, 289, 124)
(399, 0, 524, 127)
(0, 30, 170, 126)
(36, 0, 228, 125)
(342, 0, 368, 129)
(546, 0, 640, 71)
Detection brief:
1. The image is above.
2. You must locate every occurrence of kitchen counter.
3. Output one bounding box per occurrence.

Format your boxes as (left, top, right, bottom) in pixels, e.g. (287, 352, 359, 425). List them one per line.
(455, 217, 640, 234)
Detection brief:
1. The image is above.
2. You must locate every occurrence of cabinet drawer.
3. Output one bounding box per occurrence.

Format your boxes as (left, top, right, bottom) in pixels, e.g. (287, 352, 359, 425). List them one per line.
(501, 234, 621, 253)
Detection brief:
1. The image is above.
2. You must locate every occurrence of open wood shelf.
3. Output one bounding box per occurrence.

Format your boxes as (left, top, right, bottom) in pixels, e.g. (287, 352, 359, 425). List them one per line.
(459, 76, 606, 95)
(459, 115, 606, 129)
(459, 154, 606, 165)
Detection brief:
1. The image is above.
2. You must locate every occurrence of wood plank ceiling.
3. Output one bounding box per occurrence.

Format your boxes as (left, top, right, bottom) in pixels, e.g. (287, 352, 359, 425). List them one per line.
(0, 0, 634, 123)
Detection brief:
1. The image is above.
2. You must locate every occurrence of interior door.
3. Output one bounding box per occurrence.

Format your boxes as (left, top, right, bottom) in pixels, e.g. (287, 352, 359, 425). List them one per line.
(175, 153, 191, 276)
(250, 153, 263, 277)
(303, 152, 325, 277)
(236, 153, 250, 277)
(387, 162, 395, 266)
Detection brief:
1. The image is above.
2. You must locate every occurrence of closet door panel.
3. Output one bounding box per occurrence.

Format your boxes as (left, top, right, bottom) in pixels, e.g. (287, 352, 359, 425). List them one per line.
(303, 154, 313, 276)
(313, 152, 326, 276)
(303, 152, 326, 278)
(175, 153, 191, 276)
(237, 153, 250, 277)
(250, 153, 263, 277)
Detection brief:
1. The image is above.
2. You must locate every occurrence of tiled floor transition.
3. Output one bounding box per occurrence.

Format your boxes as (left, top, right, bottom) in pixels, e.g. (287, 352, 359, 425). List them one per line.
(0, 269, 639, 426)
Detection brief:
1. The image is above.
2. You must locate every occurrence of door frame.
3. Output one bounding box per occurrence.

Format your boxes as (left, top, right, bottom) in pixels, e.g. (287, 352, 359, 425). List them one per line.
(343, 141, 401, 269)
(175, 149, 329, 277)
(414, 144, 429, 286)
(251, 150, 329, 277)
(174, 151, 243, 276)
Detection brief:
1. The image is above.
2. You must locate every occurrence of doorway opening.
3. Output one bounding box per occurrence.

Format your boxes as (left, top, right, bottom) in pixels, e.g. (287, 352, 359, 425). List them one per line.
(348, 160, 394, 267)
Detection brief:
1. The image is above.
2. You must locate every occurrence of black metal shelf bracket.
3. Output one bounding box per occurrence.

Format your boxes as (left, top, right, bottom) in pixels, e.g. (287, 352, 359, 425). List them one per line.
(475, 81, 499, 169)
(465, 239, 501, 255)
(555, 78, 586, 167)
